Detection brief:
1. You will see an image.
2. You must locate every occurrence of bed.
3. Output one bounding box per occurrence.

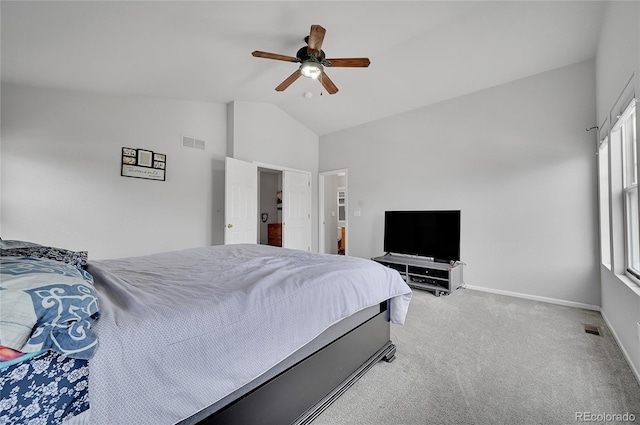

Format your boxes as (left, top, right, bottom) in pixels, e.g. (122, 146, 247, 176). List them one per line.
(1, 241, 412, 424)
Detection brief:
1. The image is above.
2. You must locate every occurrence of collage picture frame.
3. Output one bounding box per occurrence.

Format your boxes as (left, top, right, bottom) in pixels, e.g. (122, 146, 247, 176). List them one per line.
(121, 147, 166, 181)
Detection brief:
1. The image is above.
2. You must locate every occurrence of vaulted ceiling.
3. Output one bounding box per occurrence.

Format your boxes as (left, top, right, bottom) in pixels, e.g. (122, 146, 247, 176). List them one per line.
(1, 1, 605, 136)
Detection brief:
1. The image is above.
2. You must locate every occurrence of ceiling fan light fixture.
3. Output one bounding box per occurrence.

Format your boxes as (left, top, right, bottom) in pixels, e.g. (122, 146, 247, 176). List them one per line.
(300, 61, 323, 79)
(252, 25, 368, 94)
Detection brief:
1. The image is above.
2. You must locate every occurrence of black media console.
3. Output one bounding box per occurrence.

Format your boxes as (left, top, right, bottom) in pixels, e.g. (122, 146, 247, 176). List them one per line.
(373, 254, 464, 297)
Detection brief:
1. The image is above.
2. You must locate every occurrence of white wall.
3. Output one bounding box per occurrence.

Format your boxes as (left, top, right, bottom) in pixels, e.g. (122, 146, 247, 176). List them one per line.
(228, 101, 318, 173)
(0, 89, 320, 258)
(320, 60, 599, 308)
(595, 1, 640, 382)
(1, 83, 227, 259)
(227, 101, 319, 251)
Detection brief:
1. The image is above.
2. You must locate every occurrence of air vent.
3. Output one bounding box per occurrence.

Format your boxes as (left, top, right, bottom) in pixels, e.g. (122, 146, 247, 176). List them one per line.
(583, 324, 602, 336)
(194, 139, 206, 150)
(182, 136, 194, 148)
(181, 135, 206, 151)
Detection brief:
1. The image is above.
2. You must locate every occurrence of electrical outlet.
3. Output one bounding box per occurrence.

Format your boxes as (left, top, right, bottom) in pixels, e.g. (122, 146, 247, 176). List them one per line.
(354, 210, 361, 217)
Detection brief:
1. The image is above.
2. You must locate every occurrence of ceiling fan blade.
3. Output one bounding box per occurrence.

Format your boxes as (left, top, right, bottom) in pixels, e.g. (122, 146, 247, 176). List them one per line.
(319, 72, 339, 95)
(324, 58, 371, 67)
(252, 51, 300, 63)
(275, 70, 301, 92)
(307, 24, 326, 57)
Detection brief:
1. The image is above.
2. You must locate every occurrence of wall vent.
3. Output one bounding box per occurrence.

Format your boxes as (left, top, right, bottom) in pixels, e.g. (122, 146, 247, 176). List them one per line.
(194, 139, 206, 150)
(181, 135, 206, 151)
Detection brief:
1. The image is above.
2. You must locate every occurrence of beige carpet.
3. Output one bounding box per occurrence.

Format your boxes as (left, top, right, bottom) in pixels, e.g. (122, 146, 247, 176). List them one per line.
(312, 288, 640, 425)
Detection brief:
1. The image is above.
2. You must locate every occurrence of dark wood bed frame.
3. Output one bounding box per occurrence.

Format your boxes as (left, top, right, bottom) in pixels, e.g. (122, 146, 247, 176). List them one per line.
(184, 300, 396, 425)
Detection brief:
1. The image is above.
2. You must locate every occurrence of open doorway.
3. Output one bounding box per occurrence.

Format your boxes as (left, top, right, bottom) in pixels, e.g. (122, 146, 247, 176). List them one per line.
(319, 169, 348, 255)
(258, 167, 283, 246)
(225, 157, 310, 250)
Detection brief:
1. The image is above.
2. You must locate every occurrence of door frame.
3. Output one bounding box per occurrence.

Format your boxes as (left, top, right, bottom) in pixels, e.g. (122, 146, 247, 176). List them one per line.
(255, 161, 312, 251)
(318, 169, 348, 256)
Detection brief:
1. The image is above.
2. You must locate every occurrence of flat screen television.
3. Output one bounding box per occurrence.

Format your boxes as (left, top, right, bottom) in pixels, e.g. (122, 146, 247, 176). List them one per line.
(384, 210, 461, 263)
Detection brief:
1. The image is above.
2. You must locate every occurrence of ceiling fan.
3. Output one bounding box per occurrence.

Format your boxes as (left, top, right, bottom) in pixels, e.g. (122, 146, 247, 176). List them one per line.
(251, 24, 370, 95)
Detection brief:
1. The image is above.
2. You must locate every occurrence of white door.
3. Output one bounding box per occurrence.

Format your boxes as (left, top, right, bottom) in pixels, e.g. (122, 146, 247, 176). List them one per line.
(319, 170, 348, 255)
(282, 170, 311, 251)
(224, 157, 258, 244)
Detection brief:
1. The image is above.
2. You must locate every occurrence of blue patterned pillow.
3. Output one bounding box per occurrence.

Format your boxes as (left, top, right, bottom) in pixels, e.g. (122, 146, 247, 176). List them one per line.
(0, 257, 100, 359)
(0, 240, 88, 270)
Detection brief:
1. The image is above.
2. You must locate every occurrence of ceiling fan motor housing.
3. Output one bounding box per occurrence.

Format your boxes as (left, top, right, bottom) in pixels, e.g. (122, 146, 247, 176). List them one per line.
(296, 46, 325, 63)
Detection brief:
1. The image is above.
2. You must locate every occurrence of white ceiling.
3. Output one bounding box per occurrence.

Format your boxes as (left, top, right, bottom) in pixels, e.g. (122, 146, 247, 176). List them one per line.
(1, 1, 605, 136)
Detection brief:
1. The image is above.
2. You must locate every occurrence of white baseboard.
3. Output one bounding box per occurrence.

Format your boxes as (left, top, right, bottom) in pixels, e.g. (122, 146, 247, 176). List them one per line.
(464, 284, 601, 311)
(600, 309, 640, 387)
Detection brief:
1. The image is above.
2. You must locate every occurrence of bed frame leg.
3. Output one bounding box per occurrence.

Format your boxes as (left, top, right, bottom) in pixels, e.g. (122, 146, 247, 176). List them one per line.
(382, 343, 396, 363)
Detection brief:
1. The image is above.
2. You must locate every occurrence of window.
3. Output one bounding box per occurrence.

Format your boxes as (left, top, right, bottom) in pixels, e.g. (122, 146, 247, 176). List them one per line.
(598, 134, 611, 268)
(613, 99, 638, 279)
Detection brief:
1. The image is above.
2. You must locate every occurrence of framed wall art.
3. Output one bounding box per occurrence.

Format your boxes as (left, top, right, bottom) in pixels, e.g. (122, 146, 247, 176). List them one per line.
(121, 147, 166, 181)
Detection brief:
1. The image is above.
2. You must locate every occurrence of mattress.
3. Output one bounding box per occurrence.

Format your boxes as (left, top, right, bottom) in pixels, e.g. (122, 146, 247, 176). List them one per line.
(179, 302, 383, 424)
(86, 244, 412, 424)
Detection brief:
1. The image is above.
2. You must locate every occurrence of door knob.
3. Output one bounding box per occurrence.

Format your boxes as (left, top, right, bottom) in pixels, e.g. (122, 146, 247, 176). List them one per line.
(227, 224, 233, 228)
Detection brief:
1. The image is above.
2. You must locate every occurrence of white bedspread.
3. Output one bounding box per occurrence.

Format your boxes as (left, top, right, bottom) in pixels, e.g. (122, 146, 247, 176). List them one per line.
(86, 244, 412, 425)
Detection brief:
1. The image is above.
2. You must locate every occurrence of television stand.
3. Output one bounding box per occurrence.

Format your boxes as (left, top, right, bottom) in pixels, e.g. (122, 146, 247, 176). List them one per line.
(372, 254, 464, 296)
